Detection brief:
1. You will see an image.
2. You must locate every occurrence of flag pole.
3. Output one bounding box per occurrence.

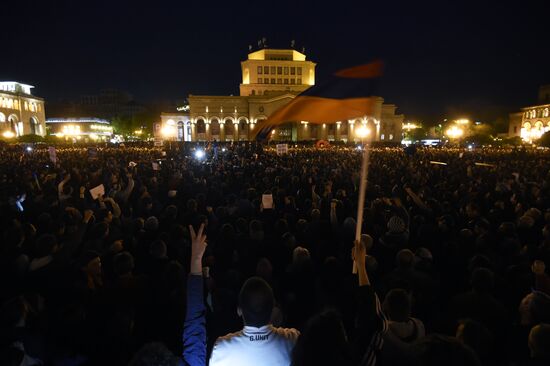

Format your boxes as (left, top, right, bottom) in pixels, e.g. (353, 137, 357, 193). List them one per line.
(353, 138, 370, 273)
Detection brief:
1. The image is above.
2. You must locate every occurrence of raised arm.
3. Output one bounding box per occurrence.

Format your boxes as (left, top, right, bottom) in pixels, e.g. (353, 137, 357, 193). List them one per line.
(120, 173, 135, 202)
(183, 223, 208, 366)
(58, 173, 71, 199)
(352, 235, 388, 366)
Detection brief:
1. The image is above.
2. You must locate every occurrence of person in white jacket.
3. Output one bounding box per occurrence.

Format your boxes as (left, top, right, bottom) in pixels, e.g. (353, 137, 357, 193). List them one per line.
(209, 277, 299, 366)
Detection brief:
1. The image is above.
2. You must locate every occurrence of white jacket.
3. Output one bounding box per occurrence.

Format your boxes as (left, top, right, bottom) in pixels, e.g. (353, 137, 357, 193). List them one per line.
(209, 324, 299, 366)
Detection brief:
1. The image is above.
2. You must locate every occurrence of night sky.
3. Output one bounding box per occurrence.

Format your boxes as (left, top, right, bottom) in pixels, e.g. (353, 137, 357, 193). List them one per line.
(2, 1, 549, 124)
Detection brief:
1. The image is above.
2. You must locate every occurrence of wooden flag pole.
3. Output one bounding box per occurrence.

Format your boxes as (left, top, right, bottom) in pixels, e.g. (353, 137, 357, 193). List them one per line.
(353, 143, 370, 273)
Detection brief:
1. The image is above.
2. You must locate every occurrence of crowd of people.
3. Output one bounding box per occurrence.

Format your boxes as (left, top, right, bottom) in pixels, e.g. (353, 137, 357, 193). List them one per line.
(1, 141, 550, 366)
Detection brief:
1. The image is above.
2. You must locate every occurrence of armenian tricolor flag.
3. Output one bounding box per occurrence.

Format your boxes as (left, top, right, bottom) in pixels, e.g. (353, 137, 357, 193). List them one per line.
(254, 60, 383, 141)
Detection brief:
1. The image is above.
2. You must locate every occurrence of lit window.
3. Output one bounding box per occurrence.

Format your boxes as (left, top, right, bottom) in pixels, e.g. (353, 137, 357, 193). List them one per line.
(290, 67, 296, 75)
(277, 79, 282, 84)
(0, 112, 5, 122)
(264, 66, 269, 74)
(544, 108, 549, 117)
(24, 101, 28, 110)
(271, 78, 275, 84)
(290, 79, 295, 85)
(277, 67, 282, 74)
(389, 134, 393, 140)
(270, 66, 276, 74)
(297, 67, 302, 75)
(284, 67, 289, 75)
(7, 99, 13, 109)
(13, 100, 18, 109)
(297, 78, 302, 84)
(284, 79, 289, 84)
(381, 134, 385, 140)
(258, 66, 262, 74)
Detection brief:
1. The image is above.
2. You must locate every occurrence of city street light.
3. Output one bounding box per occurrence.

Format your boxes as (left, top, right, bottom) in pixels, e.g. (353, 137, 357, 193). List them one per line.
(355, 125, 370, 139)
(161, 125, 176, 138)
(446, 126, 463, 139)
(2, 130, 15, 139)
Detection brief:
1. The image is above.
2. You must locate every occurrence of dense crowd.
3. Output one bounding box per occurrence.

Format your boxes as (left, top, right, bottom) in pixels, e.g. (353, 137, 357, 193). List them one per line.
(1, 142, 550, 366)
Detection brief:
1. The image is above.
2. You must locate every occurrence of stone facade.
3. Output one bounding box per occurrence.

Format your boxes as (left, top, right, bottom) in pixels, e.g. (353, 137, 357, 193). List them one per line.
(158, 48, 404, 142)
(518, 104, 550, 142)
(0, 82, 46, 137)
(510, 85, 550, 142)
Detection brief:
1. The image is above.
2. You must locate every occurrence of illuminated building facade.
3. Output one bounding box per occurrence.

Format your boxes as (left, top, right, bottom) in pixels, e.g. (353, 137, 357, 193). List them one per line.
(158, 47, 403, 142)
(46, 117, 113, 142)
(510, 85, 550, 142)
(0, 82, 46, 138)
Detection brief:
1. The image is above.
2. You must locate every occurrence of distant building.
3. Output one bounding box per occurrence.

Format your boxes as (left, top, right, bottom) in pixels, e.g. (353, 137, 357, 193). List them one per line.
(510, 85, 550, 142)
(158, 46, 404, 142)
(0, 81, 46, 137)
(46, 117, 113, 142)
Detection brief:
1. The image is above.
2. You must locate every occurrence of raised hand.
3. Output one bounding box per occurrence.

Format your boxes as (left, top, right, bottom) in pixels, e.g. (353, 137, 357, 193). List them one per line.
(189, 223, 207, 275)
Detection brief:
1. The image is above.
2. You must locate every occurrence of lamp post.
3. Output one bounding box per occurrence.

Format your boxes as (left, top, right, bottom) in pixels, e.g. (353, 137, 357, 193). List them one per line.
(355, 124, 370, 147)
(446, 125, 464, 145)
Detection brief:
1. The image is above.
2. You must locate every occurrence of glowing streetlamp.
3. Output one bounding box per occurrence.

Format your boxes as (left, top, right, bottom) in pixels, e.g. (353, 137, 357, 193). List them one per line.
(2, 130, 15, 139)
(356, 125, 370, 139)
(403, 122, 419, 131)
(446, 126, 463, 139)
(161, 125, 176, 138)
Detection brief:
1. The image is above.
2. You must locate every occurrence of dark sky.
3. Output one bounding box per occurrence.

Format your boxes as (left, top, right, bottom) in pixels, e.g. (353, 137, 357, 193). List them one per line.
(2, 0, 549, 124)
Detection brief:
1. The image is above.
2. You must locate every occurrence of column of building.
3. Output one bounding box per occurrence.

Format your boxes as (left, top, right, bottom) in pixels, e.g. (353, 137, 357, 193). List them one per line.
(190, 119, 197, 141)
(220, 121, 225, 141)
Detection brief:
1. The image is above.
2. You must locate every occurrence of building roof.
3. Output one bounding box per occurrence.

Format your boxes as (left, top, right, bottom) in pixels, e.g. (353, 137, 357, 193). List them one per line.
(0, 82, 35, 95)
(247, 48, 308, 61)
(46, 117, 111, 124)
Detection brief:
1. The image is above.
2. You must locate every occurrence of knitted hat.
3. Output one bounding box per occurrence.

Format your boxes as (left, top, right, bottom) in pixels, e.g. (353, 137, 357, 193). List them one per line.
(145, 216, 159, 231)
(387, 216, 406, 233)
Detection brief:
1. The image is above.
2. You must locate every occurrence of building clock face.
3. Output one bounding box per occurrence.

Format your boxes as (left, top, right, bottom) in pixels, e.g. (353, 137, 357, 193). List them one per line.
(259, 106, 264, 113)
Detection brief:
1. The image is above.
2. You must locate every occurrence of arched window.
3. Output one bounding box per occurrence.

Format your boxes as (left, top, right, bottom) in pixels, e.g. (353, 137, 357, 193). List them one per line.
(196, 119, 206, 134)
(30, 117, 39, 135)
(225, 122, 235, 140)
(210, 118, 220, 136)
(8, 114, 19, 136)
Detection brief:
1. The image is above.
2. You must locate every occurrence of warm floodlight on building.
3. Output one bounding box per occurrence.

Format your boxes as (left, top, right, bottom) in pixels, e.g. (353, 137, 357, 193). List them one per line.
(2, 131, 15, 138)
(161, 125, 176, 137)
(356, 125, 370, 138)
(446, 126, 463, 139)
